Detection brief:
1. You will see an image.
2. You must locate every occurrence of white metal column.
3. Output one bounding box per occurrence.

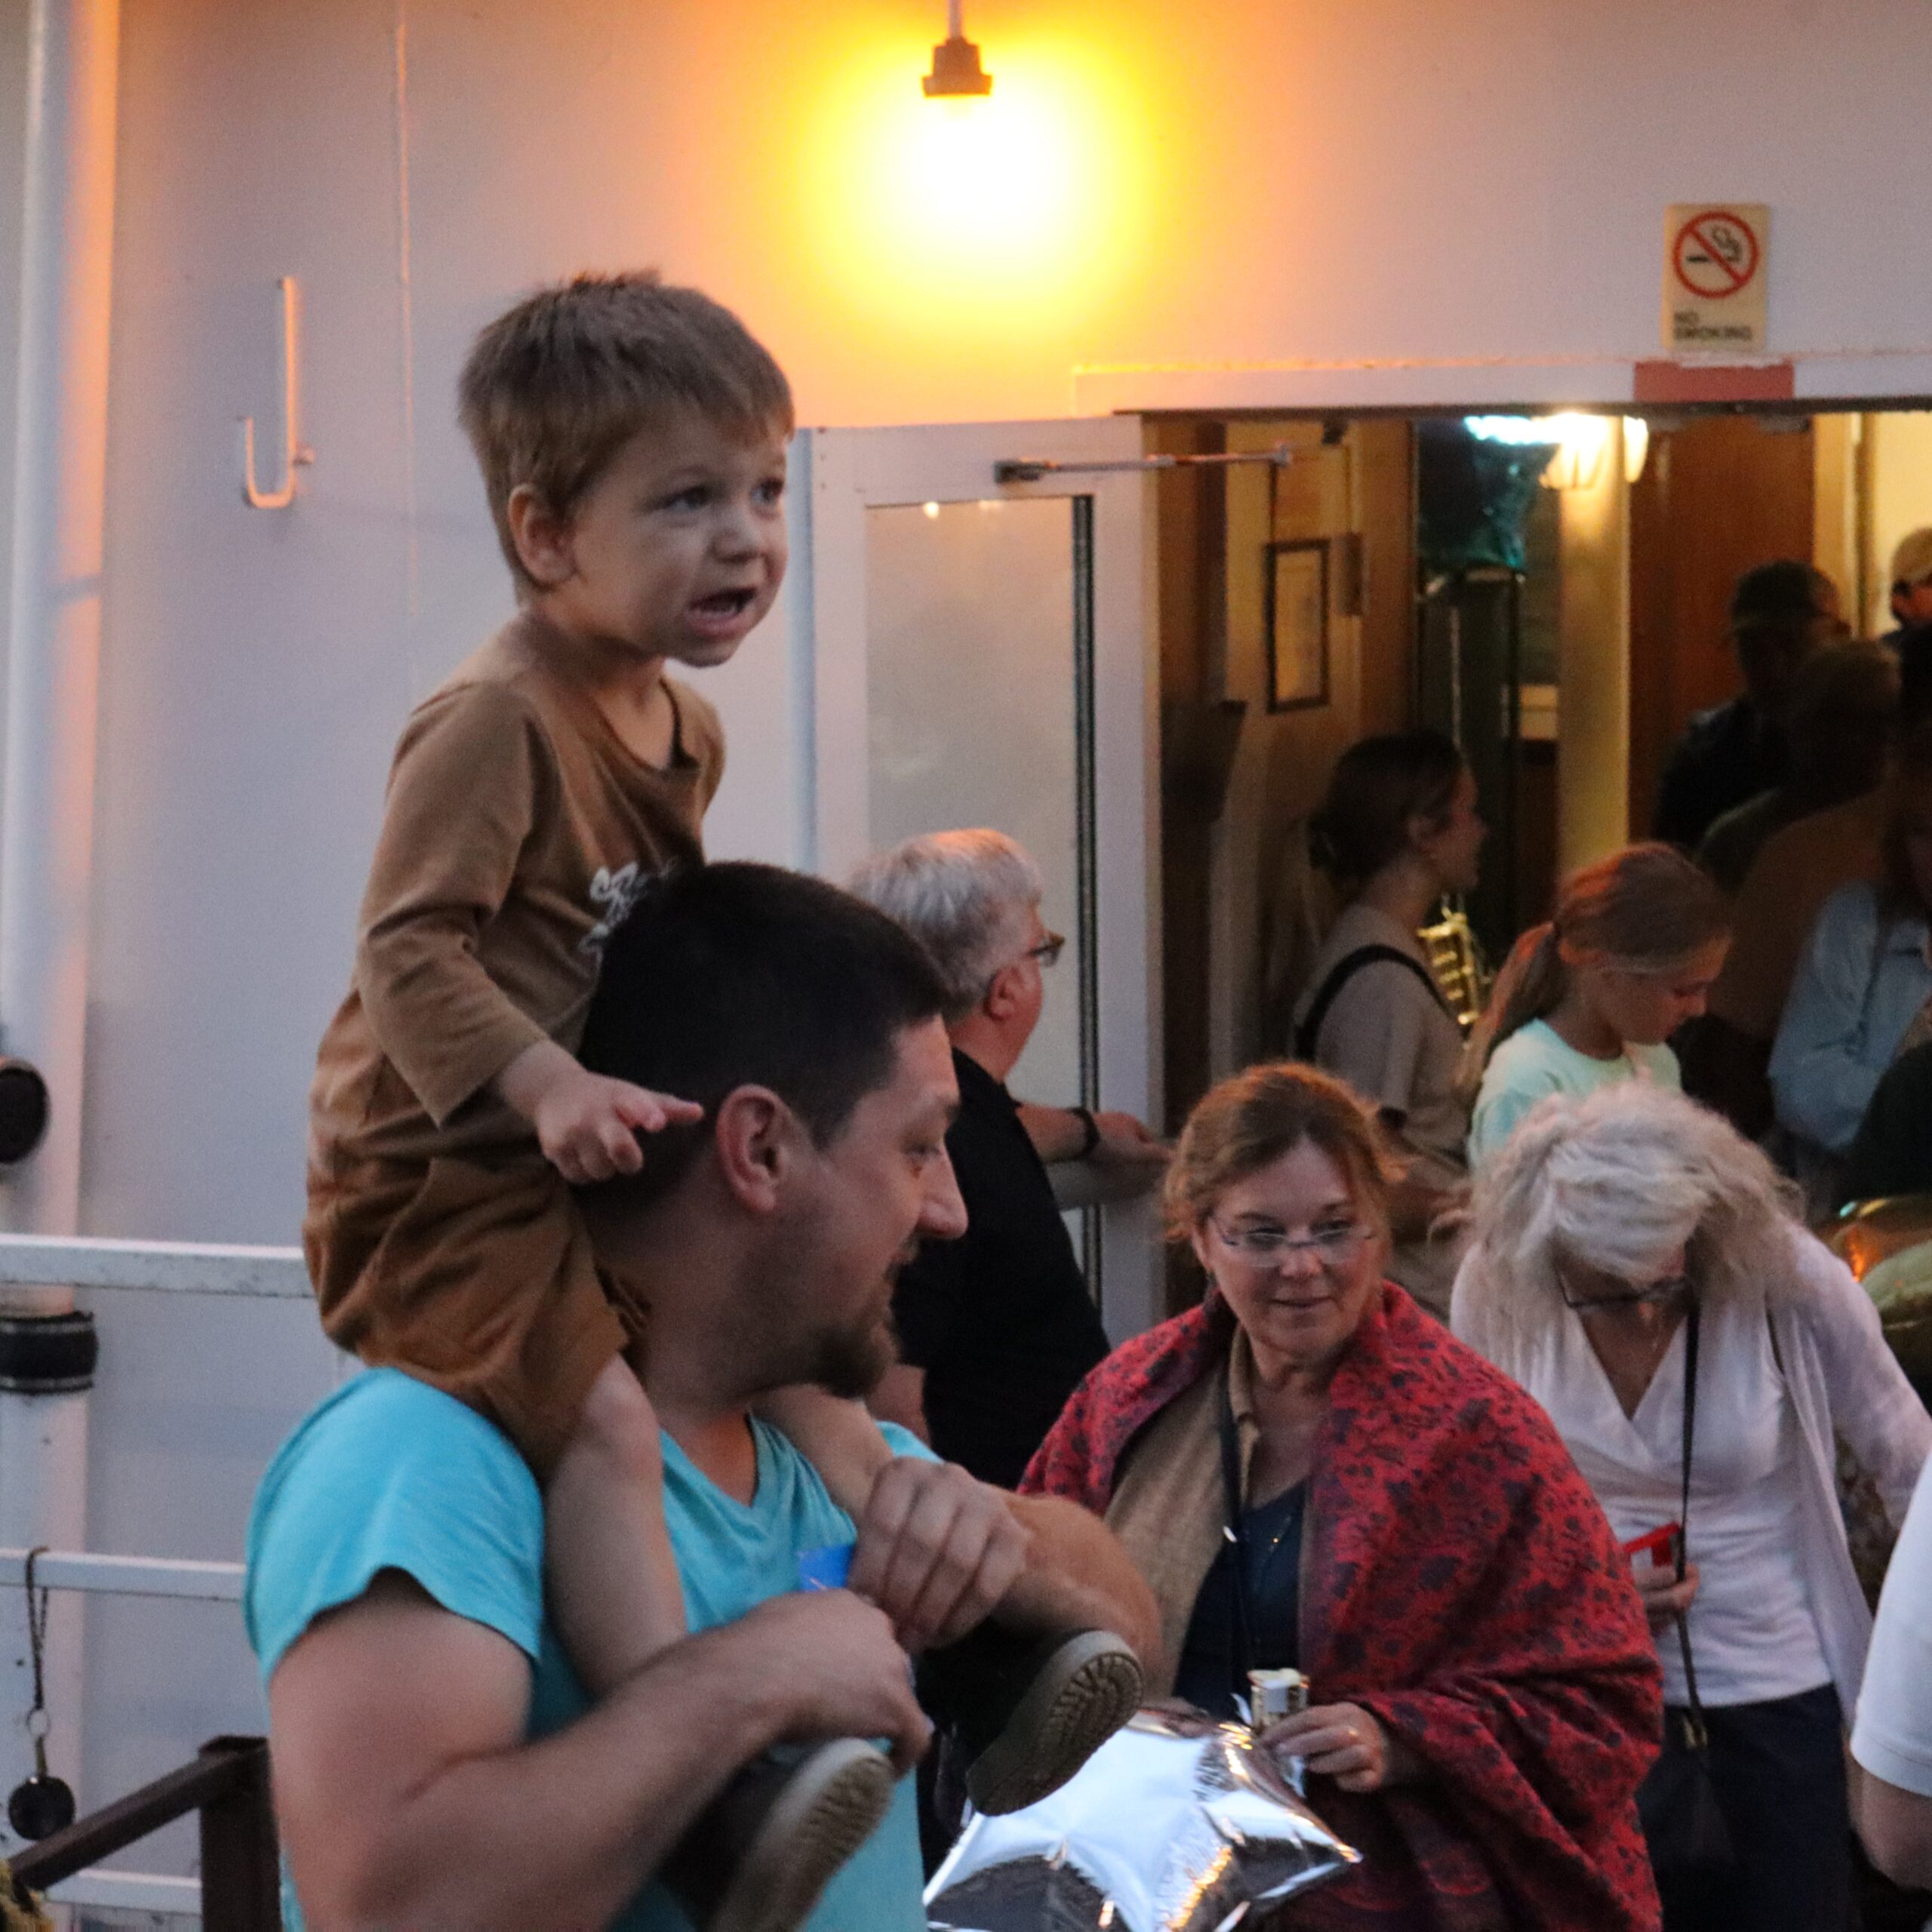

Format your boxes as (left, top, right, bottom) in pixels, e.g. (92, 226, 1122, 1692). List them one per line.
(0, 0, 122, 1847)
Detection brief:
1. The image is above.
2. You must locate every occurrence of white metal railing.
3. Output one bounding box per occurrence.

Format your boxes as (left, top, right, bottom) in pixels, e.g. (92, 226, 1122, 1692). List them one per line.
(0, 1231, 308, 1920)
(0, 1231, 307, 1299)
(46, 1868, 204, 1914)
(0, 1548, 243, 1601)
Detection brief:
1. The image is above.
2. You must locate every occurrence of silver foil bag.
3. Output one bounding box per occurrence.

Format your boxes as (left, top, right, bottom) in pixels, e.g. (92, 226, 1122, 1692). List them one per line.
(926, 1706, 1361, 1931)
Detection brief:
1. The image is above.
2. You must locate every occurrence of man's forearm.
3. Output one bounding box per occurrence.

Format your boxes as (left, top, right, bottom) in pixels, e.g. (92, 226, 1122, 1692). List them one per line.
(1853, 1760, 1932, 1893)
(1017, 1101, 1086, 1164)
(313, 1621, 789, 1930)
(998, 1494, 1162, 1670)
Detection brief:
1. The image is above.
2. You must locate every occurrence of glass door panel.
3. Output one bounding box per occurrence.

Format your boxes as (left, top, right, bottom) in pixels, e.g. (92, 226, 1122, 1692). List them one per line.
(863, 497, 1091, 1106)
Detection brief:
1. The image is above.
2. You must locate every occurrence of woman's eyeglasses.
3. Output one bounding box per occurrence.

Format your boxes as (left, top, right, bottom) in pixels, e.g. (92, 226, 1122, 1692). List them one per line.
(1210, 1218, 1367, 1266)
(1555, 1266, 1691, 1313)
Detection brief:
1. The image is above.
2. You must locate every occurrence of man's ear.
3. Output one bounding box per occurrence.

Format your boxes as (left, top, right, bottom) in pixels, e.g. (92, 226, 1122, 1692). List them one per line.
(506, 484, 576, 589)
(983, 962, 1024, 1024)
(712, 1085, 804, 1214)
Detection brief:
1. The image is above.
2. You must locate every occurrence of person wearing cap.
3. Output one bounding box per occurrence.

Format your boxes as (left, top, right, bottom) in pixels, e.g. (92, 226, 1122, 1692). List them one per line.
(1696, 640, 1899, 895)
(1888, 531, 1932, 740)
(1883, 528, 1932, 644)
(1652, 560, 1847, 852)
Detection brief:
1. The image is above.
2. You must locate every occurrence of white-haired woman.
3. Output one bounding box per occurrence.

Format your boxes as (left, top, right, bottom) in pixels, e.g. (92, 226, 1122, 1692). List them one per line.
(1452, 1082, 1930, 1932)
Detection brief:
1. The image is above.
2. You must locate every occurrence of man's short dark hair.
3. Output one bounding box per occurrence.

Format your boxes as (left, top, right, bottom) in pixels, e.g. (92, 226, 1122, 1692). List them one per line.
(577, 862, 949, 1201)
(1728, 558, 1833, 629)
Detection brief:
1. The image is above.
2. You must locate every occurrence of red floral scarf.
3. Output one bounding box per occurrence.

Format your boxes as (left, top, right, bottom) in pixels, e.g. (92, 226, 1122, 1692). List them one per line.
(1023, 1285, 1663, 1931)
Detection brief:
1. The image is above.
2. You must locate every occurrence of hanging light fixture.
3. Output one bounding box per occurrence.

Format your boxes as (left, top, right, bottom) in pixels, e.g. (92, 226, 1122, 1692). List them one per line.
(924, 0, 992, 97)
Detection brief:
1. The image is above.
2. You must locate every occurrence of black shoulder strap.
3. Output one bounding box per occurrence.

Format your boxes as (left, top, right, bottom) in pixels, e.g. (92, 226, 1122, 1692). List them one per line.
(1295, 944, 1449, 1061)
(1217, 1374, 1257, 1697)
(1675, 1304, 1711, 1743)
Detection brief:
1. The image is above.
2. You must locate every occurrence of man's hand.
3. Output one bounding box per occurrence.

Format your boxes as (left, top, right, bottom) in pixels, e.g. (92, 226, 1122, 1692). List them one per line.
(845, 1460, 1030, 1654)
(738, 1592, 932, 1774)
(1089, 1111, 1170, 1177)
(494, 1040, 703, 1183)
(1635, 1561, 1700, 1633)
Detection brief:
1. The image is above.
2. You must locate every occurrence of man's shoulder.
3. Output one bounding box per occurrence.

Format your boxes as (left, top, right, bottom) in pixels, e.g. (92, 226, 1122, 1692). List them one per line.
(943, 1053, 1035, 1177)
(246, 1371, 544, 1681)
(1675, 694, 1752, 749)
(1754, 792, 1885, 872)
(256, 1367, 534, 1501)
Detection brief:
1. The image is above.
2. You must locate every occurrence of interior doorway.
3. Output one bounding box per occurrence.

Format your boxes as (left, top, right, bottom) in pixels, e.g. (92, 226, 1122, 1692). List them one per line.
(1146, 401, 1932, 1142)
(799, 398, 1932, 1325)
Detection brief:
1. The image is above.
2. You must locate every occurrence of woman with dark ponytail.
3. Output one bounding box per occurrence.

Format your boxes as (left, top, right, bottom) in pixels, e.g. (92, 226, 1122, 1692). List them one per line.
(1293, 731, 1484, 1315)
(1466, 844, 1730, 1169)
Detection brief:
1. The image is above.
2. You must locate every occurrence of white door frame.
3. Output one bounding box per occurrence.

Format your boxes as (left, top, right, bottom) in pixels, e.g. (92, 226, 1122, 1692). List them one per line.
(799, 416, 1164, 1339)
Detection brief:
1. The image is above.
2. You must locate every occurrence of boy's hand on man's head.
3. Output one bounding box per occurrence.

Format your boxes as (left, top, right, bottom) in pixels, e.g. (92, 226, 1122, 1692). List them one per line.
(537, 1069, 703, 1185)
(494, 1040, 701, 1184)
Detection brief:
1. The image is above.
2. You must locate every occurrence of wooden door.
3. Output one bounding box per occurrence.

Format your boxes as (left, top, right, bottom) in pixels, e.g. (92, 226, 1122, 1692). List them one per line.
(1627, 415, 1817, 835)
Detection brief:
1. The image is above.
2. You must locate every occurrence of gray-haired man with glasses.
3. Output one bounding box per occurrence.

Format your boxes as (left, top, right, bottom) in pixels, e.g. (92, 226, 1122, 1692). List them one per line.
(849, 828, 1165, 1487)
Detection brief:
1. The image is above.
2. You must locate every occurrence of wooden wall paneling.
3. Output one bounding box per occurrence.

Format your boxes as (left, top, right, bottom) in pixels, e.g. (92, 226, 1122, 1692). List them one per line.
(1353, 418, 1418, 739)
(1152, 417, 1225, 1132)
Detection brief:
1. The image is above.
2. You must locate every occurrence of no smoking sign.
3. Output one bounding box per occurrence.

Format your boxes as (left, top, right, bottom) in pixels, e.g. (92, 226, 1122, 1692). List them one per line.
(1663, 202, 1768, 353)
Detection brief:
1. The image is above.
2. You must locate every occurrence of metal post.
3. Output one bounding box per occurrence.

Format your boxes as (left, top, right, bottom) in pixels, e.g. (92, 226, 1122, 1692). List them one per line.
(197, 1738, 281, 1932)
(0, 0, 122, 1858)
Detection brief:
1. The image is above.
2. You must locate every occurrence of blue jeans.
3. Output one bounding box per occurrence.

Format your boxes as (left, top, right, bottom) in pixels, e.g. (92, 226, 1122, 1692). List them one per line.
(1645, 1682, 1854, 1932)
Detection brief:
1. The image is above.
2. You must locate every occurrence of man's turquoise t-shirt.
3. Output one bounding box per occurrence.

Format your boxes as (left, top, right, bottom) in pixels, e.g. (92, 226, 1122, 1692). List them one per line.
(245, 1367, 932, 1932)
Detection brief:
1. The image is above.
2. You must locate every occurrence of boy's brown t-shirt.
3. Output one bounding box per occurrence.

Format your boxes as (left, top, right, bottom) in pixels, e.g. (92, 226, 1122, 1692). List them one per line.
(309, 612, 726, 1179)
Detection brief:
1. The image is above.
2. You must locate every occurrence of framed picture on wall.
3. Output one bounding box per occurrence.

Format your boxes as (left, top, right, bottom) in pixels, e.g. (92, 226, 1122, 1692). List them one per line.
(1265, 540, 1330, 712)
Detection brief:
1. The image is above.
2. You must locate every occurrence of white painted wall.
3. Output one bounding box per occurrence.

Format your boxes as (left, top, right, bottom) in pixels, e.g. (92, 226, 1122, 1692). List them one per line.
(4, 0, 1932, 1873)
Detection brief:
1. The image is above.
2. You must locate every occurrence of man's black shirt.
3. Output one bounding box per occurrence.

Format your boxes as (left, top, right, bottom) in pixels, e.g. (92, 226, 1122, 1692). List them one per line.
(891, 1048, 1111, 1490)
(1652, 694, 1787, 851)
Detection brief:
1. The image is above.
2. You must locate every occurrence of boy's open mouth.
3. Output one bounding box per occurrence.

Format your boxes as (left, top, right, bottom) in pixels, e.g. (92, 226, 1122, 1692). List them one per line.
(692, 588, 756, 620)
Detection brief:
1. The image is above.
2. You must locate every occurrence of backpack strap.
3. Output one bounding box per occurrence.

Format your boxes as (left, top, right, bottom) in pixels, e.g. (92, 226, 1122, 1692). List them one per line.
(1295, 944, 1451, 1062)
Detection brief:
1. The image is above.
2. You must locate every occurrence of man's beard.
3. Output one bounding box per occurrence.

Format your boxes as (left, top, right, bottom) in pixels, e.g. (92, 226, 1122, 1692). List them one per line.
(795, 1301, 900, 1400)
(740, 1220, 918, 1401)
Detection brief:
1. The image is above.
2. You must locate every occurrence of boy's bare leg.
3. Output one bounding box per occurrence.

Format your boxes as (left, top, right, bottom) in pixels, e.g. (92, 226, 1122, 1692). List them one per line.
(546, 1358, 687, 1695)
(755, 1386, 895, 1518)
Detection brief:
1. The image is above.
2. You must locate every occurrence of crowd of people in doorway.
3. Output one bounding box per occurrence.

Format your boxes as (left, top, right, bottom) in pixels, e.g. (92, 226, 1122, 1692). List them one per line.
(1287, 541, 1932, 1928)
(233, 266, 1932, 1932)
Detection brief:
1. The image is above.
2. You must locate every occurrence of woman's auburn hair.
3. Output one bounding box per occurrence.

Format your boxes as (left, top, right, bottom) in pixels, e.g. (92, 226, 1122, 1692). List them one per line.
(1164, 1062, 1400, 1241)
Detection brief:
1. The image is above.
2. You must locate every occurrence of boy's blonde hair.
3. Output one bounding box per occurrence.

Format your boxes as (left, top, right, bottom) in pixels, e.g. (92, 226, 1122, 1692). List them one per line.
(457, 271, 794, 589)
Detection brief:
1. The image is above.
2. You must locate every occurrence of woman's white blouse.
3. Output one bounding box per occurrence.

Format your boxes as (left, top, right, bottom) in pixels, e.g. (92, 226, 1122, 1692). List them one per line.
(1453, 1226, 1932, 1715)
(1521, 1294, 1827, 1706)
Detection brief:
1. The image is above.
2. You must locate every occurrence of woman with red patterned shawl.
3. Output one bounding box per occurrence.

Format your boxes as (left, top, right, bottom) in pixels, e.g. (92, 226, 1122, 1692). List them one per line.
(1023, 1063, 1663, 1930)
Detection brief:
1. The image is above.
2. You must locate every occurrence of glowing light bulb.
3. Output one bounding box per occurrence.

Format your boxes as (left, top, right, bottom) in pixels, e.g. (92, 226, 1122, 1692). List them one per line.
(1539, 415, 1614, 492)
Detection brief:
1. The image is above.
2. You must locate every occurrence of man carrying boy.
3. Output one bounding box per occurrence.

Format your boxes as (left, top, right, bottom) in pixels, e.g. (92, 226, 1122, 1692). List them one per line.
(299, 272, 1144, 1924)
(251, 863, 1160, 1930)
